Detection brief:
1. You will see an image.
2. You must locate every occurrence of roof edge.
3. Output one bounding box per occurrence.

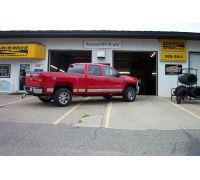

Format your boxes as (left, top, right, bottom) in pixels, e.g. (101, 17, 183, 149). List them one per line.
(0, 30, 200, 40)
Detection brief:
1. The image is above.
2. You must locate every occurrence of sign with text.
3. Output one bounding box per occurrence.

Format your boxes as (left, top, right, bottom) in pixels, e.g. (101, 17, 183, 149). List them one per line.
(165, 64, 182, 75)
(160, 40, 186, 52)
(161, 52, 187, 62)
(160, 40, 187, 62)
(34, 64, 44, 72)
(84, 41, 121, 49)
(0, 43, 46, 59)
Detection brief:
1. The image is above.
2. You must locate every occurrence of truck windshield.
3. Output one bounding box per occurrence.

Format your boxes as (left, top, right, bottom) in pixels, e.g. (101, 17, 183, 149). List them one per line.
(67, 64, 84, 74)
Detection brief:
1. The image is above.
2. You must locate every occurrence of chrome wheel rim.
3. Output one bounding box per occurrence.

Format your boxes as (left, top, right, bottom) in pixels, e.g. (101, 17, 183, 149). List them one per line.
(128, 90, 135, 100)
(59, 92, 70, 105)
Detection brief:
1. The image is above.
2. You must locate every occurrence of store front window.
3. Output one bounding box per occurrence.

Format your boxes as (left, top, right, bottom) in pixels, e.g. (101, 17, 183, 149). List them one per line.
(0, 64, 11, 78)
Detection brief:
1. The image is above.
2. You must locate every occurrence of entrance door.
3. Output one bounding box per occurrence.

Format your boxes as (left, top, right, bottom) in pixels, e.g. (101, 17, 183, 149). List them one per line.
(19, 64, 30, 90)
(190, 53, 200, 85)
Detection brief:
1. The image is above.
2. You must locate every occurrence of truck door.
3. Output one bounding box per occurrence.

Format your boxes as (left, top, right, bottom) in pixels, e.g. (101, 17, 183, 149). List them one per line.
(86, 64, 105, 94)
(67, 64, 86, 94)
(103, 66, 123, 94)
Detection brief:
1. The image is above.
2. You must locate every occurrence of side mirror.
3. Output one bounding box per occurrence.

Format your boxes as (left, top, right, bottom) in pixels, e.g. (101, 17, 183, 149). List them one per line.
(116, 72, 121, 77)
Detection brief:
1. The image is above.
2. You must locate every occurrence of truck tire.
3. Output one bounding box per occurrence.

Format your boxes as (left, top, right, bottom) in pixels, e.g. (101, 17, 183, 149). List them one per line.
(38, 95, 52, 103)
(102, 95, 112, 100)
(187, 86, 200, 98)
(178, 73, 197, 85)
(174, 85, 188, 97)
(53, 88, 72, 107)
(176, 96, 181, 104)
(123, 87, 136, 102)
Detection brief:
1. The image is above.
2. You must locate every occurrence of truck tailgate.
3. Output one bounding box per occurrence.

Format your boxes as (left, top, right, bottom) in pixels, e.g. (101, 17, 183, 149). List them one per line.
(25, 72, 44, 87)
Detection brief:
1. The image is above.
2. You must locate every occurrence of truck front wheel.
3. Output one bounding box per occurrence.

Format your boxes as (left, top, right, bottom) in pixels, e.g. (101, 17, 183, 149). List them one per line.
(123, 87, 136, 102)
(53, 88, 72, 107)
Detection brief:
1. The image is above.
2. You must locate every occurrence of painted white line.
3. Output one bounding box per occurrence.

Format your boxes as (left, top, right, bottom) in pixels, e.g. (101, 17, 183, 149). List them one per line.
(159, 97, 200, 120)
(53, 97, 90, 125)
(0, 97, 35, 107)
(102, 101, 112, 128)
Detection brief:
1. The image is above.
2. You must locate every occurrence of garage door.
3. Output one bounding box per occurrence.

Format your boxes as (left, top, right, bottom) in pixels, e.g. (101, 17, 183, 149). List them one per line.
(190, 53, 200, 85)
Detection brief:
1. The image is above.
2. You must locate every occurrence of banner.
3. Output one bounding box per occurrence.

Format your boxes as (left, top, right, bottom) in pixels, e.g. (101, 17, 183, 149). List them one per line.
(0, 43, 46, 59)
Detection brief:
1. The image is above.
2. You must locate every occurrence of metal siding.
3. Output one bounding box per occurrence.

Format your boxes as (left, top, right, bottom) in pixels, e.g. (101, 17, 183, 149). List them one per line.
(188, 40, 200, 52)
(121, 39, 159, 51)
(0, 38, 161, 92)
(1, 38, 199, 95)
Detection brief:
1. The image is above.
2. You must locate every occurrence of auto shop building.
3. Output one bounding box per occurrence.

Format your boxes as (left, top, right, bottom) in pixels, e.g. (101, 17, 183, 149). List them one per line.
(0, 30, 200, 97)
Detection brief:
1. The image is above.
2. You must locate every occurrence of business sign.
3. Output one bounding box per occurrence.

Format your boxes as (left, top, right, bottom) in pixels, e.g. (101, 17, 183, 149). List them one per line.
(165, 64, 182, 75)
(160, 40, 187, 62)
(161, 52, 187, 62)
(0, 43, 46, 59)
(160, 40, 186, 52)
(84, 41, 121, 49)
(34, 64, 44, 72)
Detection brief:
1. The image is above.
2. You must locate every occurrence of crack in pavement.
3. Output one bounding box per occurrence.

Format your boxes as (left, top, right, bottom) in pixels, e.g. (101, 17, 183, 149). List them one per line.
(74, 103, 107, 150)
(181, 129, 200, 156)
(170, 142, 178, 155)
(75, 127, 101, 150)
(151, 132, 161, 142)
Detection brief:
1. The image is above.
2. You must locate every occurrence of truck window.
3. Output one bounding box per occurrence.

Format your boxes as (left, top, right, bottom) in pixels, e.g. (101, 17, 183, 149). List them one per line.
(67, 64, 84, 74)
(104, 67, 118, 77)
(88, 65, 102, 76)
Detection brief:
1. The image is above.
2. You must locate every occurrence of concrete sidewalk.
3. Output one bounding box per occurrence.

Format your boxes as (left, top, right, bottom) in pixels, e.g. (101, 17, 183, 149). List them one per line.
(109, 96, 200, 130)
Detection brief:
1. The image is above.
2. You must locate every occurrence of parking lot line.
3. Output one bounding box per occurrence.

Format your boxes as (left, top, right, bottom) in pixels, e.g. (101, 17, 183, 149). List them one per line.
(159, 97, 200, 120)
(102, 101, 112, 128)
(0, 97, 35, 107)
(53, 97, 90, 125)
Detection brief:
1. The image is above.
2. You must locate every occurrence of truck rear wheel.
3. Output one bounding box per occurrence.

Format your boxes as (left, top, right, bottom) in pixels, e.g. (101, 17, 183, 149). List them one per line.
(123, 87, 136, 102)
(53, 88, 72, 107)
(38, 95, 52, 103)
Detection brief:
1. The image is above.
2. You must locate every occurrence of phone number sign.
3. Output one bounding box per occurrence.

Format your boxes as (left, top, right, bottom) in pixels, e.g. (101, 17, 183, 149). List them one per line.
(160, 40, 187, 62)
(161, 52, 187, 62)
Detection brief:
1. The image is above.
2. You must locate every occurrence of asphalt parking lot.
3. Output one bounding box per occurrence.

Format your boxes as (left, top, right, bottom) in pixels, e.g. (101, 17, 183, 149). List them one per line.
(1, 93, 200, 155)
(0, 93, 200, 130)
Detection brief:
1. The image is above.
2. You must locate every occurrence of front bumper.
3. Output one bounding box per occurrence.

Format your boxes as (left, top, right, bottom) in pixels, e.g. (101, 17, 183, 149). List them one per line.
(24, 86, 43, 95)
(136, 85, 140, 94)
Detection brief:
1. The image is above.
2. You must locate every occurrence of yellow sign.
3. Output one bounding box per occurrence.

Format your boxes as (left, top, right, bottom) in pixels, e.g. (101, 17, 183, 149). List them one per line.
(160, 40, 187, 62)
(0, 43, 46, 59)
(160, 40, 186, 52)
(161, 52, 187, 62)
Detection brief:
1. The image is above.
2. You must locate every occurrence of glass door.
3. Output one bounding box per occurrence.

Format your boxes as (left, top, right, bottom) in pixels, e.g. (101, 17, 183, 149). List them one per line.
(19, 64, 30, 91)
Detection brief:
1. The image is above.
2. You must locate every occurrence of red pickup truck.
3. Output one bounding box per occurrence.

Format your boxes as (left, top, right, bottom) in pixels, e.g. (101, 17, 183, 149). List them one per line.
(25, 63, 139, 106)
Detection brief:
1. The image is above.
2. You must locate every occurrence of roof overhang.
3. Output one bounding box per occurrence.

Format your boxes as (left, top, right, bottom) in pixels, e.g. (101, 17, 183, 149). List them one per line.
(0, 30, 200, 40)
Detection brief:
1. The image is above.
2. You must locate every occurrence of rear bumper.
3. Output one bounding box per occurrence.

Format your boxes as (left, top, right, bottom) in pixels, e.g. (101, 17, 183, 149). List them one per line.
(24, 86, 43, 95)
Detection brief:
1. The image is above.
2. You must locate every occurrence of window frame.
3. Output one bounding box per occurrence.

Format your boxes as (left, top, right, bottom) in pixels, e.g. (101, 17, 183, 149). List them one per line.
(104, 66, 118, 77)
(67, 64, 84, 74)
(0, 64, 11, 78)
(88, 64, 102, 76)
